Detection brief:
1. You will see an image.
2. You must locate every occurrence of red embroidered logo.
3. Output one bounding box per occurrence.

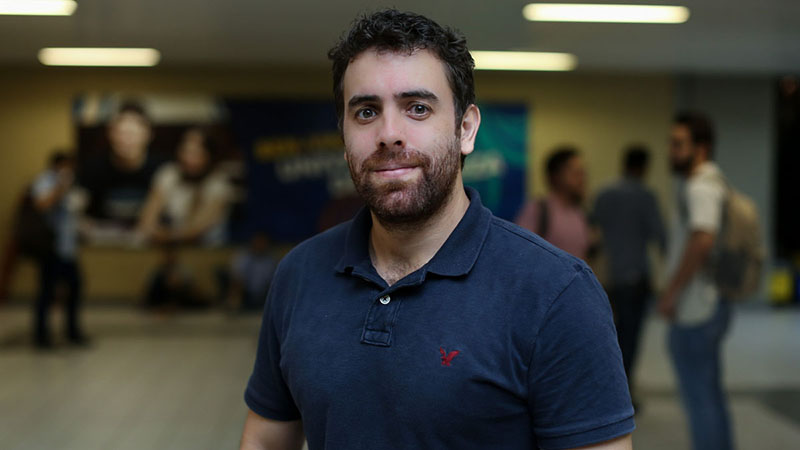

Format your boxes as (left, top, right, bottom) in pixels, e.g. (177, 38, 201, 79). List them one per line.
(439, 347, 460, 366)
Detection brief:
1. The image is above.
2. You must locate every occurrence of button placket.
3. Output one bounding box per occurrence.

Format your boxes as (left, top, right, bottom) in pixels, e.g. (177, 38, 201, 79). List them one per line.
(361, 292, 402, 347)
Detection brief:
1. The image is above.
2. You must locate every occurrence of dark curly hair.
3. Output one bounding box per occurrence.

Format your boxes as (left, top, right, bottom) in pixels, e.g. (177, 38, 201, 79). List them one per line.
(674, 111, 715, 158)
(328, 9, 476, 132)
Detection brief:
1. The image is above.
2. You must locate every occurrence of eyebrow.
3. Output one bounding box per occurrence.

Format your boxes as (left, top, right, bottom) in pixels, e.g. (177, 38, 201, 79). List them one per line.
(347, 94, 380, 109)
(397, 89, 439, 103)
(346, 90, 440, 110)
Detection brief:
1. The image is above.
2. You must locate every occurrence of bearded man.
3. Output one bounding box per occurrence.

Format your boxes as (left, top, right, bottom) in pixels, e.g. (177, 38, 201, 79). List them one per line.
(240, 10, 634, 450)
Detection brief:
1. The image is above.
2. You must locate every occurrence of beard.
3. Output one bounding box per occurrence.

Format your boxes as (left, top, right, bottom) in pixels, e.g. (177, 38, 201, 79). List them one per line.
(670, 155, 693, 175)
(347, 134, 461, 229)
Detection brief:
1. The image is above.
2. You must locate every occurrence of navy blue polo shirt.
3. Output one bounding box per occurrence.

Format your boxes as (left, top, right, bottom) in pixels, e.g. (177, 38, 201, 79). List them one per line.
(245, 187, 634, 450)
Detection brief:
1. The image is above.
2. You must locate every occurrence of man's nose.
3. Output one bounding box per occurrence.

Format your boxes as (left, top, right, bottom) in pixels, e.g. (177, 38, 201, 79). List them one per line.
(376, 109, 406, 149)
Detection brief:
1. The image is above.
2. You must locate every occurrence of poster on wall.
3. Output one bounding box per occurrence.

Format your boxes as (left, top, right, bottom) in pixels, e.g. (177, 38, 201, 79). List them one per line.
(73, 93, 243, 247)
(73, 94, 528, 247)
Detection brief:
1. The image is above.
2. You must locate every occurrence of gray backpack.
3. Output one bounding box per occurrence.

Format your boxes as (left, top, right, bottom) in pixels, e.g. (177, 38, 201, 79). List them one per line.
(710, 180, 765, 300)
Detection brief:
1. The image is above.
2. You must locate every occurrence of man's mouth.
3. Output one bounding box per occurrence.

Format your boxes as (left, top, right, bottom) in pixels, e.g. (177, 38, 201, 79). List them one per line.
(372, 164, 419, 178)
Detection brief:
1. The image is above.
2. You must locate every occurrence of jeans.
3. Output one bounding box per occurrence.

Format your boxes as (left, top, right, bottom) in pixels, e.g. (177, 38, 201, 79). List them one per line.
(669, 299, 733, 450)
(608, 277, 651, 394)
(35, 255, 83, 342)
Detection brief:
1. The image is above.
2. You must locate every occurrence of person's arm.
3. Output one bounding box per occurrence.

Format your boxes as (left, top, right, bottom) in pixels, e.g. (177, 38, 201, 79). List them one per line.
(645, 192, 667, 255)
(33, 171, 72, 212)
(239, 410, 304, 450)
(570, 434, 632, 450)
(136, 184, 166, 237)
(169, 193, 228, 242)
(657, 230, 715, 320)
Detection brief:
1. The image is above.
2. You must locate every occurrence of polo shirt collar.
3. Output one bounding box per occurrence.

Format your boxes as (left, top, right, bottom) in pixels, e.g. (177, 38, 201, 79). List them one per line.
(334, 186, 492, 280)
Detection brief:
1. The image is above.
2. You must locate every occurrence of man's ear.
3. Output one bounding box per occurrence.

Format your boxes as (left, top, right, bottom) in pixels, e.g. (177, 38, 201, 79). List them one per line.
(459, 104, 481, 157)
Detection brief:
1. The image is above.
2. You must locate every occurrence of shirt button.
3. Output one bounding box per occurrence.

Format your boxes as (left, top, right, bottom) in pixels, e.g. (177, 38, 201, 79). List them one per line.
(379, 295, 391, 305)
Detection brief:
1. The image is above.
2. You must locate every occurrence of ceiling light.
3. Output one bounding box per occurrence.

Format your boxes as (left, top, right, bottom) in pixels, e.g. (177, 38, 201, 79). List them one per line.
(523, 3, 690, 23)
(38, 48, 161, 67)
(0, 0, 77, 16)
(472, 51, 577, 71)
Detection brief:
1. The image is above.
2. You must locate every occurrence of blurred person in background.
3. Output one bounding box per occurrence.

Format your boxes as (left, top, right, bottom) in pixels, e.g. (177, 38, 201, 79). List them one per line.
(240, 9, 632, 450)
(79, 101, 162, 243)
(659, 112, 733, 450)
(225, 232, 277, 312)
(29, 152, 88, 349)
(136, 127, 233, 247)
(515, 147, 591, 260)
(592, 145, 666, 407)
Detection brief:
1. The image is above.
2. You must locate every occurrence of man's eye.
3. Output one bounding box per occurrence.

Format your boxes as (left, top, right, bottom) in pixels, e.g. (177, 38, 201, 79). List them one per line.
(410, 104, 430, 116)
(356, 108, 376, 120)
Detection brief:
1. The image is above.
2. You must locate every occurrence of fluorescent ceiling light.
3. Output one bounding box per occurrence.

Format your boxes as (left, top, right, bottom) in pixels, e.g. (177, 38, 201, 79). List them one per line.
(38, 48, 161, 67)
(0, 0, 76, 16)
(523, 3, 690, 23)
(472, 51, 577, 71)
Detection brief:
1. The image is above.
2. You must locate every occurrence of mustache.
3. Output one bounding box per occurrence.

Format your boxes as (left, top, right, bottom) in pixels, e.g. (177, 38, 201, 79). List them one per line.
(360, 147, 430, 172)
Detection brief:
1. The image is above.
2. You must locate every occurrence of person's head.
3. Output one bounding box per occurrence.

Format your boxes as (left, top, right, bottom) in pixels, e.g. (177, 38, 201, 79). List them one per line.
(176, 127, 219, 181)
(49, 151, 75, 172)
(249, 232, 270, 254)
(545, 146, 586, 204)
(328, 9, 481, 226)
(670, 111, 714, 176)
(623, 145, 650, 179)
(107, 100, 152, 169)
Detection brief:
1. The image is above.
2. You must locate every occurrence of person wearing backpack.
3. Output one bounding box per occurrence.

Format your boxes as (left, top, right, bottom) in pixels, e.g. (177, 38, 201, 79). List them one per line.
(514, 146, 591, 260)
(659, 112, 734, 450)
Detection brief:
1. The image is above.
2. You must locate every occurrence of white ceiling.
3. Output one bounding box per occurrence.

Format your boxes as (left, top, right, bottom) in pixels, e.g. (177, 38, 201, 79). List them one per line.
(1, 0, 799, 73)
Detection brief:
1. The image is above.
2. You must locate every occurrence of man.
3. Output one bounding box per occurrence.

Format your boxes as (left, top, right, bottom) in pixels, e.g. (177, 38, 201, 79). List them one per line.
(659, 112, 733, 450)
(30, 152, 88, 348)
(241, 10, 633, 450)
(79, 101, 162, 233)
(515, 147, 591, 260)
(592, 146, 666, 402)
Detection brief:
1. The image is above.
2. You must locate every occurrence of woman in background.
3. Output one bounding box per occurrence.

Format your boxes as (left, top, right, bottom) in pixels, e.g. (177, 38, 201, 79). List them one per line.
(137, 127, 233, 247)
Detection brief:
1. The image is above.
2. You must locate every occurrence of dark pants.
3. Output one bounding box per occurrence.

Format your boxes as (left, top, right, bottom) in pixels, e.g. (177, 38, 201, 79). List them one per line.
(35, 255, 82, 342)
(608, 277, 651, 393)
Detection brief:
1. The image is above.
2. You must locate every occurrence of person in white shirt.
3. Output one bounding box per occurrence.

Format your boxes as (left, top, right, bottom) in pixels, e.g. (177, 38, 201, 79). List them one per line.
(659, 112, 733, 450)
(137, 127, 233, 247)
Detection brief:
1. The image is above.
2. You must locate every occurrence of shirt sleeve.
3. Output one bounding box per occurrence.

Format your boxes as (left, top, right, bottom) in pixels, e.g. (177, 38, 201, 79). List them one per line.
(686, 175, 725, 233)
(528, 267, 635, 450)
(244, 273, 302, 421)
(153, 163, 177, 194)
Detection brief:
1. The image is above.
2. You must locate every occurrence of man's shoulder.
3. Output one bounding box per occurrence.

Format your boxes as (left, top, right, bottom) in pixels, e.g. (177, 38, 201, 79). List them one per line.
(486, 215, 588, 278)
(277, 220, 351, 271)
(687, 163, 726, 197)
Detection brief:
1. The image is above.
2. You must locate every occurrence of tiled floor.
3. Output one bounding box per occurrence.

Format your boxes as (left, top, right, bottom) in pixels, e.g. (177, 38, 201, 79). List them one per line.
(0, 304, 798, 449)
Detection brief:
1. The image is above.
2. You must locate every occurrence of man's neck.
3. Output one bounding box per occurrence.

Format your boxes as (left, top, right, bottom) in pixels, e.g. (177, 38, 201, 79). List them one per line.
(369, 184, 470, 286)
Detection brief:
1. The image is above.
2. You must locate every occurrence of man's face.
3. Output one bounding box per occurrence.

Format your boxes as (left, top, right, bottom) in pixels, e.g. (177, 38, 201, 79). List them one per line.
(108, 112, 151, 163)
(552, 156, 586, 204)
(341, 48, 473, 225)
(669, 124, 696, 175)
